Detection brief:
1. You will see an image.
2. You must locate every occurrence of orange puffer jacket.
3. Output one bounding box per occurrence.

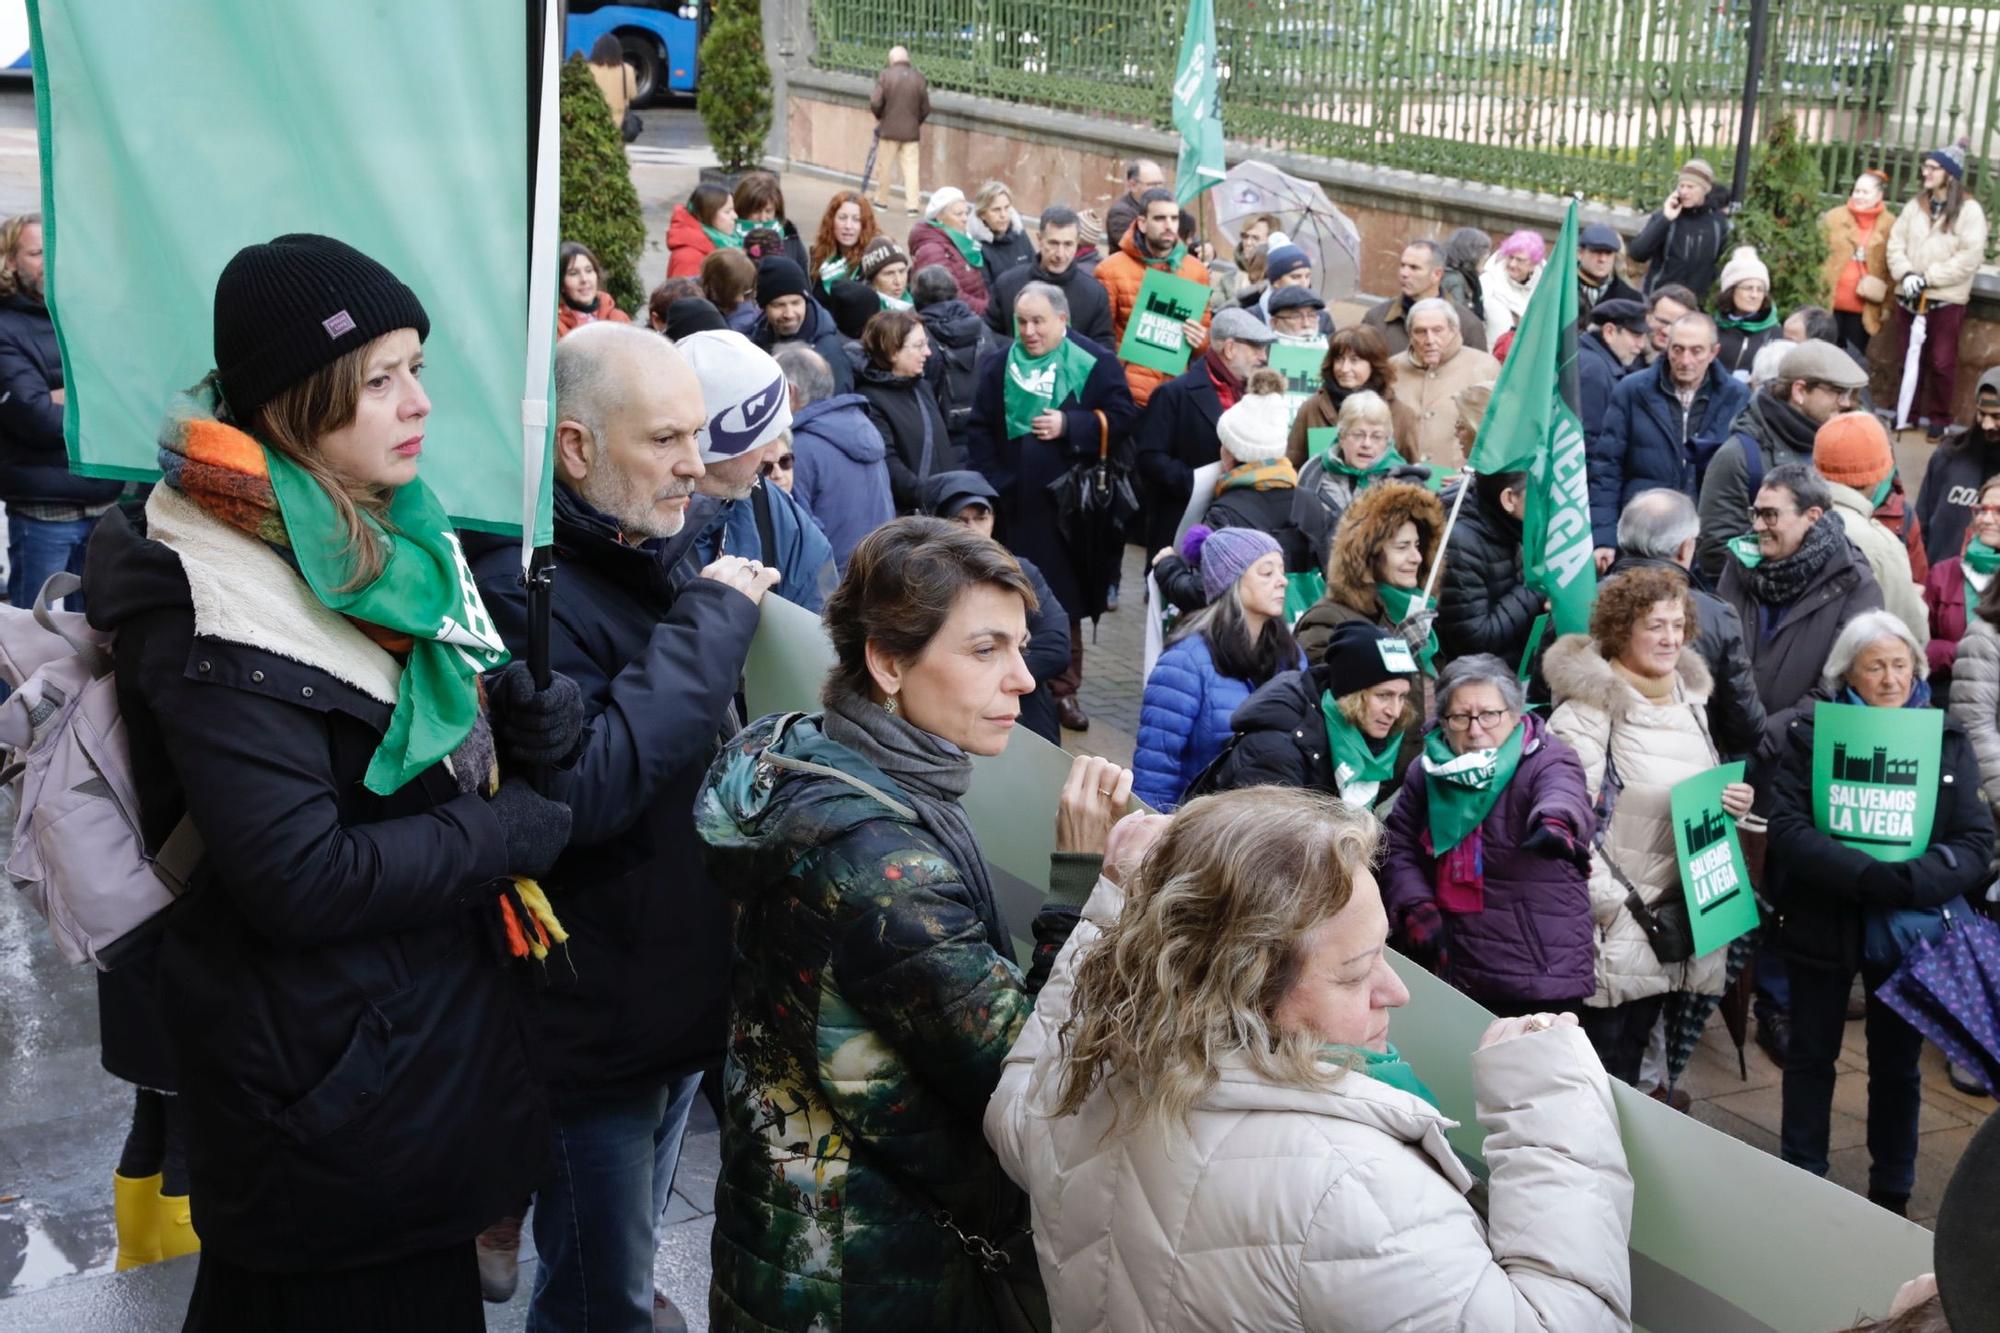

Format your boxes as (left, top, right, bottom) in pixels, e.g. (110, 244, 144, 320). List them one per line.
(1094, 224, 1211, 408)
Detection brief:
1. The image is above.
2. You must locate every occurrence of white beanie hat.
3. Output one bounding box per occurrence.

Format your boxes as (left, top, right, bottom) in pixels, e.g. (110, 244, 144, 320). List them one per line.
(1718, 246, 1770, 295)
(1216, 377, 1292, 464)
(674, 329, 793, 462)
(924, 186, 966, 221)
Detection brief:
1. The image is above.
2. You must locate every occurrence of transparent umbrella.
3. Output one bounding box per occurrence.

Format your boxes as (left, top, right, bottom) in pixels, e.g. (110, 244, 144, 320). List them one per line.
(1212, 160, 1363, 301)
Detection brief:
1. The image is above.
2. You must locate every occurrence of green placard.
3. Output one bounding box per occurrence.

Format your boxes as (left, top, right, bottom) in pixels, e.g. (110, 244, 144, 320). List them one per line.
(1810, 702, 1941, 862)
(1671, 762, 1760, 956)
(1267, 340, 1322, 422)
(1116, 268, 1210, 375)
(1306, 426, 1339, 460)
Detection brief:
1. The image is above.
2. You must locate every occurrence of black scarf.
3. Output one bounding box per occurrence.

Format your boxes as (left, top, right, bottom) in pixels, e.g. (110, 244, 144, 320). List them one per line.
(1749, 389, 1821, 459)
(821, 690, 1008, 953)
(1747, 512, 1843, 608)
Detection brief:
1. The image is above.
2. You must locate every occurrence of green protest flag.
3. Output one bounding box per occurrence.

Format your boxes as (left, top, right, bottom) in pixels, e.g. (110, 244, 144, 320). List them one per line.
(1283, 569, 1326, 625)
(1811, 702, 1942, 862)
(1169, 0, 1225, 208)
(28, 0, 556, 544)
(1464, 198, 1595, 635)
(1117, 269, 1209, 376)
(1671, 762, 1759, 955)
(1306, 426, 1340, 460)
(1267, 341, 1322, 424)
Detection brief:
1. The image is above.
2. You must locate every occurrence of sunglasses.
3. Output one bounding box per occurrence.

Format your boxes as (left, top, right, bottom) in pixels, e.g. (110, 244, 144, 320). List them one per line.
(759, 453, 795, 478)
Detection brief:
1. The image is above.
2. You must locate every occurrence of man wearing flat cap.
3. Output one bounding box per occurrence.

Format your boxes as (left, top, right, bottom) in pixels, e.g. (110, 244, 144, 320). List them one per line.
(1576, 223, 1643, 316)
(1578, 297, 1649, 452)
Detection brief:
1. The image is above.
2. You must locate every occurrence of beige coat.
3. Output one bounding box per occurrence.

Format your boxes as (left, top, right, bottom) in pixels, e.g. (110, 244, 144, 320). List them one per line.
(1545, 637, 1729, 1006)
(1827, 479, 1930, 648)
(1392, 343, 1500, 469)
(588, 60, 635, 124)
(1887, 194, 1990, 306)
(1821, 203, 1893, 335)
(986, 877, 1636, 1333)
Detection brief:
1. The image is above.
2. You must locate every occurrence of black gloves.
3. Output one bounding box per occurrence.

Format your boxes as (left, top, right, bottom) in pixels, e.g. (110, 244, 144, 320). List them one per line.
(1524, 819, 1593, 873)
(488, 777, 573, 881)
(490, 662, 586, 770)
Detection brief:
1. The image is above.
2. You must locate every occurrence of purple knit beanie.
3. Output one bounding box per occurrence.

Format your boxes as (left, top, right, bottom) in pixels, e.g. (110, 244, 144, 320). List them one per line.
(1181, 523, 1283, 602)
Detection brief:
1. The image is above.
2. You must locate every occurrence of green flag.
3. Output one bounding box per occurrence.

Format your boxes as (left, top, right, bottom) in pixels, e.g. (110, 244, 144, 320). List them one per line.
(28, 0, 555, 545)
(1465, 199, 1596, 634)
(1170, 0, 1225, 207)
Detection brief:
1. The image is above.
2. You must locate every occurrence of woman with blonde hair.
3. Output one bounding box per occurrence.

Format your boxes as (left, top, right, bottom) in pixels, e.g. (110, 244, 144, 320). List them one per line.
(987, 787, 1634, 1332)
(969, 179, 1036, 278)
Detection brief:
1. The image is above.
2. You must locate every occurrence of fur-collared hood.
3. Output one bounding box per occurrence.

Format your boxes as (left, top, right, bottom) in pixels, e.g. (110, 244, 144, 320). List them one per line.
(1327, 481, 1447, 617)
(1542, 631, 1712, 716)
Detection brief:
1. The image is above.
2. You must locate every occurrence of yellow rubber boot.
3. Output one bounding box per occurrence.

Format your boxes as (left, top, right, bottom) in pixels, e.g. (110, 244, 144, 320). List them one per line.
(113, 1172, 163, 1270)
(156, 1189, 200, 1260)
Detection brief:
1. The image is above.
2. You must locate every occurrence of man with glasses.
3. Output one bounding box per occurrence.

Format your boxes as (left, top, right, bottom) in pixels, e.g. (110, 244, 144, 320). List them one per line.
(1695, 339, 1868, 580)
(1589, 311, 1750, 569)
(1643, 285, 1699, 363)
(1913, 365, 2000, 564)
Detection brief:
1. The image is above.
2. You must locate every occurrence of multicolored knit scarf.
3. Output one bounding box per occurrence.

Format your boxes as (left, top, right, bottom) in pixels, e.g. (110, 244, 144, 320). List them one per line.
(1215, 458, 1296, 495)
(157, 386, 509, 796)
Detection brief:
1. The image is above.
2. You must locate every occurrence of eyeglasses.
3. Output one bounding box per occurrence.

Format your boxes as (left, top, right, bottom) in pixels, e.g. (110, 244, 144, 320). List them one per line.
(760, 453, 794, 478)
(1749, 506, 1792, 525)
(1974, 505, 2000, 517)
(1442, 708, 1510, 732)
(1803, 381, 1860, 406)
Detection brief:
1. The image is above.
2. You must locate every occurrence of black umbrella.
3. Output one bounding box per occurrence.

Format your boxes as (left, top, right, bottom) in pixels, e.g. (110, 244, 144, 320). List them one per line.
(1045, 410, 1140, 620)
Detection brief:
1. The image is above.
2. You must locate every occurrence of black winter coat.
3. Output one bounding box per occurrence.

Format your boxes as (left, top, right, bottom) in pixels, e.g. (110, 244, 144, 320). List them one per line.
(1436, 487, 1543, 668)
(1016, 555, 1071, 744)
(0, 293, 122, 506)
(1628, 202, 1731, 298)
(1205, 480, 1312, 573)
(917, 298, 995, 457)
(466, 484, 763, 1095)
(1767, 710, 1992, 973)
(968, 332, 1137, 619)
(858, 362, 962, 512)
(1915, 424, 2000, 566)
(1209, 664, 1420, 799)
(750, 300, 855, 396)
(1576, 328, 1635, 454)
(1134, 359, 1222, 552)
(85, 497, 541, 1273)
(1606, 554, 1767, 759)
(985, 261, 1114, 348)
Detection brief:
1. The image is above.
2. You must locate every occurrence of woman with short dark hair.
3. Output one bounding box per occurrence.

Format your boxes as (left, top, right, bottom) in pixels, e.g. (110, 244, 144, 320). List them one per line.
(856, 309, 960, 511)
(697, 516, 1131, 1329)
(732, 169, 811, 272)
(555, 241, 628, 336)
(666, 181, 738, 278)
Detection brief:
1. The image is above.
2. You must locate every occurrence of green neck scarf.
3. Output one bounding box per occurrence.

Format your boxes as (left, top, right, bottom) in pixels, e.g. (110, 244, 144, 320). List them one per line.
(1869, 473, 1896, 509)
(264, 450, 510, 795)
(1322, 692, 1400, 808)
(1328, 448, 1399, 483)
(1727, 531, 1765, 569)
(1717, 305, 1778, 334)
(1324, 1043, 1439, 1109)
(940, 224, 985, 268)
(1003, 336, 1098, 438)
(878, 291, 913, 312)
(1966, 539, 2000, 576)
(1142, 239, 1190, 271)
(1374, 583, 1438, 675)
(735, 216, 782, 243)
(818, 255, 851, 287)
(700, 221, 742, 252)
(1422, 722, 1525, 855)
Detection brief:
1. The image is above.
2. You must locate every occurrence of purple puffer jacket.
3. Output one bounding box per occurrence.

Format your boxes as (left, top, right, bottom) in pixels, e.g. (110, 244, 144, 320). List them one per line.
(1381, 711, 1597, 1006)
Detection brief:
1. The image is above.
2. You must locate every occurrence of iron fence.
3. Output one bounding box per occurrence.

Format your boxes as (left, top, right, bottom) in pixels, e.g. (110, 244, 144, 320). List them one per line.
(809, 0, 2000, 219)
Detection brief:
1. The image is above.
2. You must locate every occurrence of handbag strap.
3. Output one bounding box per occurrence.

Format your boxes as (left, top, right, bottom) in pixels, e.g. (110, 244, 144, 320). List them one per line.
(917, 391, 937, 485)
(1093, 408, 1108, 461)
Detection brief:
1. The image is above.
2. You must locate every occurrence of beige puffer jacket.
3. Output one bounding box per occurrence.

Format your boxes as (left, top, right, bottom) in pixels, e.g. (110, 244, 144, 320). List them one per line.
(1827, 479, 1930, 649)
(1545, 636, 1729, 1006)
(1887, 194, 1990, 306)
(1948, 617, 2000, 810)
(986, 877, 1636, 1333)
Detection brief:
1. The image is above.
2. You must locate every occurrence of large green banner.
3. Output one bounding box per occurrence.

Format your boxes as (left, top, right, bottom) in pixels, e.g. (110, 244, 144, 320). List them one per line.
(1811, 702, 1942, 862)
(29, 0, 553, 541)
(740, 595, 1932, 1331)
(1671, 762, 1760, 956)
(1116, 269, 1208, 376)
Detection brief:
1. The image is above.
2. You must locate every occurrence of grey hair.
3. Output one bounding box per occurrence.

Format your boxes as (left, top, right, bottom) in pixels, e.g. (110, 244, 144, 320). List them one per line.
(1749, 340, 1791, 389)
(910, 263, 958, 308)
(556, 321, 682, 446)
(1617, 488, 1700, 560)
(774, 343, 835, 408)
(1041, 204, 1080, 232)
(1407, 296, 1459, 331)
(1762, 461, 1833, 516)
(1017, 280, 1070, 321)
(1822, 609, 1929, 691)
(1435, 653, 1527, 717)
(1405, 238, 1445, 268)
(1335, 389, 1392, 434)
(1670, 310, 1719, 346)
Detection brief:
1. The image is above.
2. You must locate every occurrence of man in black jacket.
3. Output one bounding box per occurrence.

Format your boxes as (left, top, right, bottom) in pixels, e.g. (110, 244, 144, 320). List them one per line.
(1628, 158, 1731, 298)
(1577, 298, 1647, 452)
(1437, 468, 1544, 671)
(1576, 223, 1644, 318)
(912, 262, 994, 455)
(468, 322, 777, 1331)
(986, 206, 1113, 347)
(747, 257, 854, 394)
(1913, 365, 2000, 565)
(0, 212, 122, 609)
(1133, 305, 1275, 551)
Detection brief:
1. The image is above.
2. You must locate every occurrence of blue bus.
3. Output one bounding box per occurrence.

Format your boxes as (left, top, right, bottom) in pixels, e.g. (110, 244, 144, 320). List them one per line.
(566, 1, 702, 105)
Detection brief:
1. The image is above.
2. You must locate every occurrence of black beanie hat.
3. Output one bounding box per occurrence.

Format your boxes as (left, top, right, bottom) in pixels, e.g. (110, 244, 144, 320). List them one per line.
(756, 257, 811, 308)
(1321, 620, 1419, 698)
(826, 280, 880, 340)
(664, 297, 728, 342)
(212, 234, 429, 422)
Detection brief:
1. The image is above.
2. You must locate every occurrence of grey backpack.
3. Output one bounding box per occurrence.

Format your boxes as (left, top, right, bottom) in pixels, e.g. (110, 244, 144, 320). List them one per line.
(0, 572, 200, 968)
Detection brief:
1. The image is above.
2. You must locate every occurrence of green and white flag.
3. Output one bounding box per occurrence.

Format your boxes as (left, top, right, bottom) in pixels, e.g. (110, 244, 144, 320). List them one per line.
(1465, 199, 1596, 634)
(28, 0, 556, 548)
(1170, 0, 1225, 207)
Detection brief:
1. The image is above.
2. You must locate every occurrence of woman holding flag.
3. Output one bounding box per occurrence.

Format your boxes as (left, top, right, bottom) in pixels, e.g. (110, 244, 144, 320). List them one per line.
(84, 236, 576, 1329)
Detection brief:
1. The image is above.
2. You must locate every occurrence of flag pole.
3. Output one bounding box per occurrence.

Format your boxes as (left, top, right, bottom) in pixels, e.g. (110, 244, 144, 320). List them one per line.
(1421, 472, 1472, 606)
(523, 0, 559, 690)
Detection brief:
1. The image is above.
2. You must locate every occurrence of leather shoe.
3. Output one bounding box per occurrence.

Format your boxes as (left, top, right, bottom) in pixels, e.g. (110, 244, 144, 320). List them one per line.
(1057, 695, 1089, 732)
(1648, 1085, 1692, 1113)
(1755, 1010, 1790, 1067)
(1948, 1060, 1991, 1097)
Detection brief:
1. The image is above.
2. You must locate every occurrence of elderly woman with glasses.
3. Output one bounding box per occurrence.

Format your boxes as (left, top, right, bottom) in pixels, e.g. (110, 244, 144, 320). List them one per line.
(1381, 654, 1598, 1018)
(1770, 610, 1991, 1215)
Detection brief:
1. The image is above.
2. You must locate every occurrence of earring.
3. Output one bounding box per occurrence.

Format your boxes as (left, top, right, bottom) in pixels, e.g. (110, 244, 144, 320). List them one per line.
(883, 695, 900, 717)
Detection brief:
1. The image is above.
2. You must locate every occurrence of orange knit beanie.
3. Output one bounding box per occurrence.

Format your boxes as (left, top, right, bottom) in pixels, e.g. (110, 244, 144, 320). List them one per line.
(1813, 411, 1893, 490)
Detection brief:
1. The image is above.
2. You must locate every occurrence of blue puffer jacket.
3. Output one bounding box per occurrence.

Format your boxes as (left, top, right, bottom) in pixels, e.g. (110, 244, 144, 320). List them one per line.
(1134, 632, 1299, 811)
(1587, 358, 1749, 548)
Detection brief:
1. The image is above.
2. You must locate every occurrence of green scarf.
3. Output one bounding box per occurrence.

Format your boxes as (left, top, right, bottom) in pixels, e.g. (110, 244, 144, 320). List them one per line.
(264, 449, 510, 795)
(1142, 239, 1190, 271)
(940, 224, 985, 269)
(878, 291, 913, 312)
(735, 216, 783, 243)
(1375, 582, 1438, 675)
(700, 221, 742, 252)
(1869, 472, 1896, 508)
(1717, 305, 1779, 334)
(1327, 448, 1400, 483)
(818, 255, 851, 287)
(1966, 539, 2000, 576)
(1324, 1043, 1439, 1109)
(1727, 532, 1765, 569)
(1422, 722, 1525, 855)
(1003, 336, 1098, 438)
(1322, 692, 1400, 808)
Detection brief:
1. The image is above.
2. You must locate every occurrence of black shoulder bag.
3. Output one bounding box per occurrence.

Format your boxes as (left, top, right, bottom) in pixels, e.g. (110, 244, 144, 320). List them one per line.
(1592, 713, 1696, 964)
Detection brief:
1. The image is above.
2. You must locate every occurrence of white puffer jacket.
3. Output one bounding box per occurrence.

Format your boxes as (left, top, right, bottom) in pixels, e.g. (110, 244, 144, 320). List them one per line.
(1887, 194, 1990, 306)
(985, 878, 1635, 1333)
(1545, 636, 1729, 1006)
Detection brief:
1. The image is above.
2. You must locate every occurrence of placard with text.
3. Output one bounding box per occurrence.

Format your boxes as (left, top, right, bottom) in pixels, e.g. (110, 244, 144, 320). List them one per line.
(1670, 762, 1759, 956)
(1810, 702, 1940, 863)
(1116, 269, 1210, 375)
